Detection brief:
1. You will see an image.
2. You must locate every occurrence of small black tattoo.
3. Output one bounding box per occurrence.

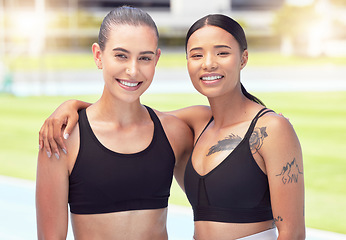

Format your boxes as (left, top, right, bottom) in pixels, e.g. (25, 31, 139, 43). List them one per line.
(249, 127, 268, 154)
(206, 134, 242, 156)
(273, 216, 283, 225)
(276, 158, 303, 184)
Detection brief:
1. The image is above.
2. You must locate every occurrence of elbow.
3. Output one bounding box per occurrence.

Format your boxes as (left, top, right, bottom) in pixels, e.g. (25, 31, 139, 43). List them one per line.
(294, 231, 306, 240)
(278, 228, 306, 240)
(37, 227, 67, 240)
(299, 230, 306, 240)
(37, 233, 66, 240)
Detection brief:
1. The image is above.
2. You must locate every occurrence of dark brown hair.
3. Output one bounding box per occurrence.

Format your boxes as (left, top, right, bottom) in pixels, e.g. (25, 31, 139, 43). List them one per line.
(185, 14, 264, 106)
(98, 6, 159, 51)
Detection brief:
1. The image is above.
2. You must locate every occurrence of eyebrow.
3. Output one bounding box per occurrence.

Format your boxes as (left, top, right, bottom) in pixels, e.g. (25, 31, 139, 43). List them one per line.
(112, 47, 155, 55)
(189, 47, 202, 53)
(189, 45, 232, 53)
(215, 45, 232, 50)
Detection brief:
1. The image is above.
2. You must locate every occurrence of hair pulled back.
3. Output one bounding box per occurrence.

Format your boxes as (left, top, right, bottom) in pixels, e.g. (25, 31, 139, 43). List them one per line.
(98, 6, 159, 51)
(185, 14, 264, 106)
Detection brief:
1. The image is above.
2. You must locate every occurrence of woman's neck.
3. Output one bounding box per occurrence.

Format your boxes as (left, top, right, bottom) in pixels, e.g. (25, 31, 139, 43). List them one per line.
(88, 93, 148, 127)
(207, 90, 251, 129)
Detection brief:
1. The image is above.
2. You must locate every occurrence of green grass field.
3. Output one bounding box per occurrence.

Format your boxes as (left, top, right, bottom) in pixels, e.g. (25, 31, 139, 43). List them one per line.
(1, 91, 346, 234)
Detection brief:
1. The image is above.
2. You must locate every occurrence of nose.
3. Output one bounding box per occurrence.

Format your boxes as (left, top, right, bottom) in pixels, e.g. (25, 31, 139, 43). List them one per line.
(126, 60, 138, 77)
(202, 53, 217, 71)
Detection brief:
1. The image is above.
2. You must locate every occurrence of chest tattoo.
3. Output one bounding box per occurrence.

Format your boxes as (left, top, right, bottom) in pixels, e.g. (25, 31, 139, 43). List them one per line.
(206, 126, 268, 157)
(206, 134, 242, 156)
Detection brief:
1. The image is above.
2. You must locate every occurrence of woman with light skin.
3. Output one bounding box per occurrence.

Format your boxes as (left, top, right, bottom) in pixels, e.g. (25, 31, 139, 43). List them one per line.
(36, 7, 193, 240)
(39, 13, 305, 240)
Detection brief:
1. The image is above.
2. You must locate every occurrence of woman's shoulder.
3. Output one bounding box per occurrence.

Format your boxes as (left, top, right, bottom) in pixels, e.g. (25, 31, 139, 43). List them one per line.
(256, 108, 299, 150)
(257, 108, 293, 131)
(151, 108, 190, 131)
(151, 108, 193, 155)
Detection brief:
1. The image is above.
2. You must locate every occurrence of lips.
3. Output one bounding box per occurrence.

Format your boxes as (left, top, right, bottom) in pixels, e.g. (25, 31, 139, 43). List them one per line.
(200, 75, 223, 81)
(116, 79, 142, 90)
(200, 74, 224, 84)
(119, 80, 140, 87)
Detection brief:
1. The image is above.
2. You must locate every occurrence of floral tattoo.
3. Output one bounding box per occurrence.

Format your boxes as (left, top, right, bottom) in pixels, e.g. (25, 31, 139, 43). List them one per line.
(249, 127, 268, 154)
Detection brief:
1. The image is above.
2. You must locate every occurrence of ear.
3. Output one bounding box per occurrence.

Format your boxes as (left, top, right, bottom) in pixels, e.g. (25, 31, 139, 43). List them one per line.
(240, 50, 248, 70)
(92, 43, 103, 69)
(154, 48, 161, 67)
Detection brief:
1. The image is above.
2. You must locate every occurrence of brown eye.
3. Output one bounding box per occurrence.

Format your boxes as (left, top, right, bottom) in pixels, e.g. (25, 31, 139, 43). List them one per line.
(115, 54, 127, 59)
(190, 54, 203, 58)
(217, 52, 230, 56)
(139, 56, 152, 61)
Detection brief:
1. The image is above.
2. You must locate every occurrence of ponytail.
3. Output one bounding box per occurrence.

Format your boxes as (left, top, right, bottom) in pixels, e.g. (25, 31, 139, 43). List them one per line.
(241, 83, 265, 106)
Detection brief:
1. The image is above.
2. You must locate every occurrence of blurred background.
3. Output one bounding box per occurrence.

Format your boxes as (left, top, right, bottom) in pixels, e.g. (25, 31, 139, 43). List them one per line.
(1, 0, 346, 239)
(1, 0, 346, 95)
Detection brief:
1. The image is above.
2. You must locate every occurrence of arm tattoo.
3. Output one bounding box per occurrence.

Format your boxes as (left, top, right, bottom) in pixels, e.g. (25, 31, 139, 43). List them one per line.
(276, 158, 303, 184)
(206, 134, 242, 156)
(249, 127, 268, 154)
(273, 216, 283, 226)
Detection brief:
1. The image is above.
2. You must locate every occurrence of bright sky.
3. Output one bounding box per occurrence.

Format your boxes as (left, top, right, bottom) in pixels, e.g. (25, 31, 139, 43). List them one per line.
(286, 0, 315, 6)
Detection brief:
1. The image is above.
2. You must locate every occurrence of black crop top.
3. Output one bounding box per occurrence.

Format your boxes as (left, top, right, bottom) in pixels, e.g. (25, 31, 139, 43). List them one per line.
(184, 108, 274, 223)
(68, 107, 175, 214)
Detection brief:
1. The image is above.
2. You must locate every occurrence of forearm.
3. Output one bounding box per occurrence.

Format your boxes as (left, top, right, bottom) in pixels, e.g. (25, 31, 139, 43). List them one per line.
(68, 99, 92, 111)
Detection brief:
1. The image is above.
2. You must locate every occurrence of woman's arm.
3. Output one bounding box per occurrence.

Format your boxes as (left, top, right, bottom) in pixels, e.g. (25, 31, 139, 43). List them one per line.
(36, 141, 70, 239)
(165, 105, 212, 141)
(170, 117, 194, 191)
(261, 115, 305, 240)
(39, 99, 90, 159)
(153, 110, 193, 191)
(40, 103, 209, 159)
(36, 122, 79, 239)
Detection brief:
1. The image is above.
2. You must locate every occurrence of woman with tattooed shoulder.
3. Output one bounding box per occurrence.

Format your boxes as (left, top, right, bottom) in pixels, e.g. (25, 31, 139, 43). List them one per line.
(39, 14, 305, 240)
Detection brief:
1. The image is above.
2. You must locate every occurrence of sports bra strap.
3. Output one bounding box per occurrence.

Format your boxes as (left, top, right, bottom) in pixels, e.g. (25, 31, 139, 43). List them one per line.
(144, 105, 158, 124)
(244, 108, 275, 139)
(194, 117, 214, 146)
(252, 108, 275, 124)
(195, 108, 274, 146)
(257, 109, 275, 119)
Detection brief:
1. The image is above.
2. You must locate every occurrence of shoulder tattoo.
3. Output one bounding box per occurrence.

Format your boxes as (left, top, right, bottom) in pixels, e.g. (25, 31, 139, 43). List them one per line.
(249, 127, 268, 154)
(276, 158, 303, 184)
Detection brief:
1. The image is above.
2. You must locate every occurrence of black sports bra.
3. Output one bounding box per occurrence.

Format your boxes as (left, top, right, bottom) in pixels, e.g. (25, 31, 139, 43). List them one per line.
(184, 108, 274, 223)
(68, 106, 175, 214)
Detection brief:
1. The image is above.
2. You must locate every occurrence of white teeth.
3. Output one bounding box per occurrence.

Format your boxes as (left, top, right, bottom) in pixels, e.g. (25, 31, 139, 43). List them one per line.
(120, 81, 139, 87)
(201, 76, 222, 81)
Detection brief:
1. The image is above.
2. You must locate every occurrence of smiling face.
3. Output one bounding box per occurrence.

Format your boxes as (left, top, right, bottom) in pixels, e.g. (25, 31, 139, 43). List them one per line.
(186, 25, 248, 99)
(93, 24, 160, 103)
